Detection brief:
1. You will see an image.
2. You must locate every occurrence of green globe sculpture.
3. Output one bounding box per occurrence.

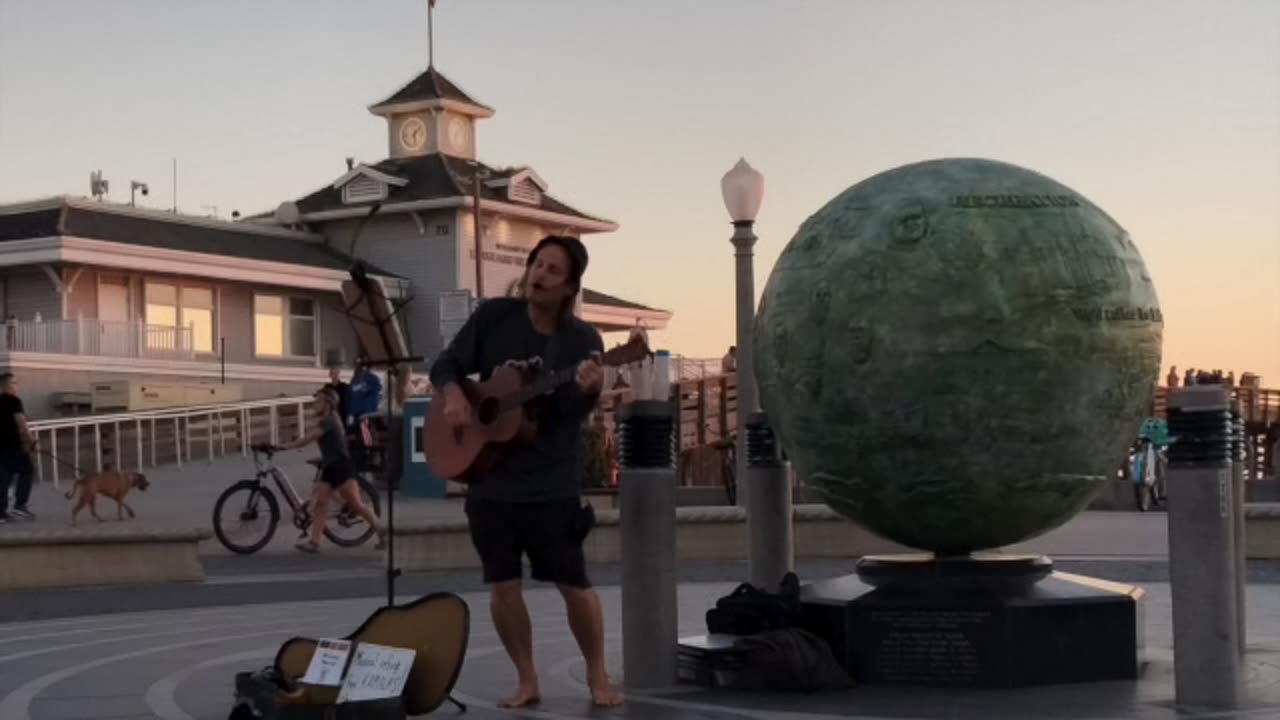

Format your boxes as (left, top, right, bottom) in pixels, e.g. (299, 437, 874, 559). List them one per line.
(754, 158, 1162, 555)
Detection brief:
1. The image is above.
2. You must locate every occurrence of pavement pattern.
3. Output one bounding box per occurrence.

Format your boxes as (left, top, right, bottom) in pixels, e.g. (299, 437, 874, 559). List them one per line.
(2, 579, 1280, 720)
(4, 455, 1280, 718)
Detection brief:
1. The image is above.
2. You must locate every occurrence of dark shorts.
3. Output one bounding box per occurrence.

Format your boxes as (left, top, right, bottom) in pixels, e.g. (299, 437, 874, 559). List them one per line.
(319, 458, 353, 488)
(464, 498, 592, 588)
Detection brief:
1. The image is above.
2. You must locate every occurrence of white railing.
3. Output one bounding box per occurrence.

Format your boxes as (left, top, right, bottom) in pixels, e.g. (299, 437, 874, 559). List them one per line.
(3, 318, 195, 360)
(28, 395, 313, 488)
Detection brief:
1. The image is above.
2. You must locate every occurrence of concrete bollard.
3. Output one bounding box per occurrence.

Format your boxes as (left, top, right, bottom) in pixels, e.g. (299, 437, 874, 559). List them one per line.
(617, 399, 678, 691)
(1166, 386, 1240, 708)
(1232, 401, 1247, 657)
(745, 411, 794, 592)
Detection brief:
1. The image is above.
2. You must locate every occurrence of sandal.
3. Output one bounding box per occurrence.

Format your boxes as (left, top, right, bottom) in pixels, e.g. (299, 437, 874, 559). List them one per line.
(295, 539, 319, 553)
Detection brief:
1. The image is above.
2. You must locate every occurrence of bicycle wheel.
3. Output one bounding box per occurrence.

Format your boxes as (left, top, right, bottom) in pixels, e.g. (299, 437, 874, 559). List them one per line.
(722, 442, 738, 506)
(324, 476, 382, 547)
(213, 480, 280, 555)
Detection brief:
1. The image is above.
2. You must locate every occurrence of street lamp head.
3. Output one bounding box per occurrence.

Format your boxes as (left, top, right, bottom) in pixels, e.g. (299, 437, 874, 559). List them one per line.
(720, 157, 764, 225)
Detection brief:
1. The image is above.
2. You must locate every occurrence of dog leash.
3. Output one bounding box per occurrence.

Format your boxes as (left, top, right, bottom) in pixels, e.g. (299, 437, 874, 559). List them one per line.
(31, 446, 96, 478)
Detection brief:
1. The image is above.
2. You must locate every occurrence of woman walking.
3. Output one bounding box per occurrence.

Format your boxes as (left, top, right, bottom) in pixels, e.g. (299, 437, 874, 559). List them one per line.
(278, 387, 387, 553)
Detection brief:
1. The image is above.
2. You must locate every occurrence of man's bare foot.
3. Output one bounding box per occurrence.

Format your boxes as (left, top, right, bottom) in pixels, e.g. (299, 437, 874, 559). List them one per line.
(589, 677, 623, 707)
(497, 683, 541, 708)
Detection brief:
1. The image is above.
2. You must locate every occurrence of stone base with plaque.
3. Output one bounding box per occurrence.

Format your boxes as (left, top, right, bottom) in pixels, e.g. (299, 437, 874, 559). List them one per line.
(799, 554, 1144, 688)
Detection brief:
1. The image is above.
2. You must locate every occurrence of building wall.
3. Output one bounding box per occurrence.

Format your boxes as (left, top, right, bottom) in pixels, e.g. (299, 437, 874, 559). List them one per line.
(1, 263, 359, 369)
(1, 267, 61, 322)
(8, 368, 321, 420)
(321, 212, 458, 366)
(457, 214, 586, 314)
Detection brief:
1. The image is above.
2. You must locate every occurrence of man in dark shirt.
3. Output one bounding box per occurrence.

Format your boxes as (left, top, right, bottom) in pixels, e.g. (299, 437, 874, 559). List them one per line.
(0, 372, 36, 521)
(429, 235, 617, 707)
(324, 364, 351, 428)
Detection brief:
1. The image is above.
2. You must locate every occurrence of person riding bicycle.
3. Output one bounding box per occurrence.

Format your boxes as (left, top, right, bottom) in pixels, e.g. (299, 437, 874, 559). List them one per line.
(276, 387, 387, 553)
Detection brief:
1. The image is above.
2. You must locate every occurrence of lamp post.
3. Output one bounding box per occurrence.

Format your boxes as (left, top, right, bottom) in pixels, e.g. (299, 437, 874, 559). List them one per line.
(720, 157, 764, 508)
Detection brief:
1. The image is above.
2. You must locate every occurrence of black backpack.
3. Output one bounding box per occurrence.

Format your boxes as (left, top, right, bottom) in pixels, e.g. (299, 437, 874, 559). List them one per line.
(706, 572, 803, 636)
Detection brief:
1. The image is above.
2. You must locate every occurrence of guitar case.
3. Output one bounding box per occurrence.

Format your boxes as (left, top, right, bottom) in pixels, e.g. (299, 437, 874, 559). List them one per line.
(229, 592, 470, 719)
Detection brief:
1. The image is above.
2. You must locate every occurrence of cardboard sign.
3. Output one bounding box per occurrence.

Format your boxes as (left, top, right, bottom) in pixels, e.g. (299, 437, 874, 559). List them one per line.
(300, 639, 352, 687)
(336, 642, 416, 703)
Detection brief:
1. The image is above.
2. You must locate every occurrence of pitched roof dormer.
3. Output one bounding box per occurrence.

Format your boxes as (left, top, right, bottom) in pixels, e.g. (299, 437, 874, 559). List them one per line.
(331, 164, 409, 205)
(486, 167, 548, 206)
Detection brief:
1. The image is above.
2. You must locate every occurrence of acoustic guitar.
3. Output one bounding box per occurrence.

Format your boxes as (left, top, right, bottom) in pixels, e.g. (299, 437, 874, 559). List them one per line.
(423, 335, 651, 483)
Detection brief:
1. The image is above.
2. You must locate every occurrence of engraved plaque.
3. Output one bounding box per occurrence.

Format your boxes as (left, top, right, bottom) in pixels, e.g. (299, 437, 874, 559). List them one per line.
(862, 609, 993, 685)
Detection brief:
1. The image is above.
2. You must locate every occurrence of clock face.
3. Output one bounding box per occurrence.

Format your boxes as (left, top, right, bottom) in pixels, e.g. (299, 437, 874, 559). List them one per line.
(447, 117, 469, 152)
(399, 117, 427, 152)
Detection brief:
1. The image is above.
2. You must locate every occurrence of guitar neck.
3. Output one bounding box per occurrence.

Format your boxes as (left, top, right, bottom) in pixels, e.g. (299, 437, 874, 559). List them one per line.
(497, 366, 579, 413)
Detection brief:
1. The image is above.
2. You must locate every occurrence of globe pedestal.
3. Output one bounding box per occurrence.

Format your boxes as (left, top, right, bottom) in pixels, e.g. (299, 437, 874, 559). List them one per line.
(799, 554, 1145, 688)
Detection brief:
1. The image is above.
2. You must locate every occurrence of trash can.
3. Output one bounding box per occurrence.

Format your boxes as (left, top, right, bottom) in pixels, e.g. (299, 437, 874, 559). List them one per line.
(401, 397, 447, 498)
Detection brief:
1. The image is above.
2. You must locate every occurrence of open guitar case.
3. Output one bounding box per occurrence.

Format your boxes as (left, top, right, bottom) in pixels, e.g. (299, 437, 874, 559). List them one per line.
(228, 592, 471, 719)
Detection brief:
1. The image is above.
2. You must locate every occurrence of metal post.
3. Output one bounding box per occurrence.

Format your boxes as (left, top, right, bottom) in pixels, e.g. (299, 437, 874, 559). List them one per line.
(745, 411, 792, 591)
(619, 399, 678, 691)
(1166, 386, 1239, 708)
(730, 220, 757, 509)
(135, 419, 142, 470)
(94, 424, 102, 472)
(1232, 401, 1247, 657)
(174, 417, 182, 467)
(49, 430, 58, 488)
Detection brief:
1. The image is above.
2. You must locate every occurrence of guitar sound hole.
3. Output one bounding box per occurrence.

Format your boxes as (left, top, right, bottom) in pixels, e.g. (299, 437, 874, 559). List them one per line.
(477, 397, 500, 425)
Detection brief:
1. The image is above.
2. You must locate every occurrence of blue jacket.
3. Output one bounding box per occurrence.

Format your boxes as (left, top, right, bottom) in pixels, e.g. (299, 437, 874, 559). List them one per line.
(347, 371, 382, 422)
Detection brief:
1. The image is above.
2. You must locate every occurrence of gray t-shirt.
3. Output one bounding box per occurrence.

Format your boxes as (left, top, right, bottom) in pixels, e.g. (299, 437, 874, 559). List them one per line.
(429, 298, 604, 503)
(317, 414, 349, 465)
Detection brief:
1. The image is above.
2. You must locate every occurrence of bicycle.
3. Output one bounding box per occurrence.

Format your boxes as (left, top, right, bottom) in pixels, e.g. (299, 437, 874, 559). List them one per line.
(711, 436, 738, 506)
(213, 442, 382, 555)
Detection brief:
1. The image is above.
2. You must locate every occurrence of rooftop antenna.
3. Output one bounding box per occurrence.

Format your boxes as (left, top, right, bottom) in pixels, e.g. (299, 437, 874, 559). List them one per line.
(172, 157, 178, 213)
(89, 171, 109, 201)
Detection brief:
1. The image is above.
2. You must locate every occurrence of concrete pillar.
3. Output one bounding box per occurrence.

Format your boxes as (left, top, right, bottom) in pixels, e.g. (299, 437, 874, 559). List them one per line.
(1166, 386, 1240, 709)
(618, 399, 678, 691)
(745, 411, 793, 591)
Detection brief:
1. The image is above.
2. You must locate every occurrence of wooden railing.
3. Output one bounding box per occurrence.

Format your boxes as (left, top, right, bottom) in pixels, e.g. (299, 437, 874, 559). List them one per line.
(595, 372, 738, 488)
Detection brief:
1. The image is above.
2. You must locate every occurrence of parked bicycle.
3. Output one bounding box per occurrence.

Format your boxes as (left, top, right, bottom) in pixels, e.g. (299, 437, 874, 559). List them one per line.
(213, 442, 381, 554)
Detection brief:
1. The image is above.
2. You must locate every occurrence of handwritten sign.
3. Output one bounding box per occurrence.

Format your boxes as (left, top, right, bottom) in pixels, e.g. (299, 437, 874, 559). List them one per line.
(300, 639, 352, 687)
(336, 642, 416, 703)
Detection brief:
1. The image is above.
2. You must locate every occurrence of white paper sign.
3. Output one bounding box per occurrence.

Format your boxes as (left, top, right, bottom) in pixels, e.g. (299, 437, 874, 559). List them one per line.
(300, 638, 352, 687)
(336, 642, 416, 703)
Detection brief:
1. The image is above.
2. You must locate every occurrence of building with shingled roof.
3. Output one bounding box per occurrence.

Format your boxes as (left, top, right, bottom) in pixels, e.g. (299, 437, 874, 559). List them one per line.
(0, 65, 669, 417)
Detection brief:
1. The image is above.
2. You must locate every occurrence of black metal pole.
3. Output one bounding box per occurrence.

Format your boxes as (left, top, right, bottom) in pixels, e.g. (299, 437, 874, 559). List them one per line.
(220, 337, 226, 384)
(385, 364, 400, 608)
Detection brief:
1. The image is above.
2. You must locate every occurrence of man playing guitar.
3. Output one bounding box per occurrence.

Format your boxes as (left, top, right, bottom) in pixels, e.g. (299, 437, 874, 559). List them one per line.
(428, 235, 622, 708)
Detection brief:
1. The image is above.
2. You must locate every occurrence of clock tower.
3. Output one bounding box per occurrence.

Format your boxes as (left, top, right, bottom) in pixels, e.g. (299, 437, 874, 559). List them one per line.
(368, 66, 495, 160)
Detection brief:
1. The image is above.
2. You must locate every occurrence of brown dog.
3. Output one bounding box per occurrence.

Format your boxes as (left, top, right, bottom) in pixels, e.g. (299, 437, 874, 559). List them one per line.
(65, 470, 149, 525)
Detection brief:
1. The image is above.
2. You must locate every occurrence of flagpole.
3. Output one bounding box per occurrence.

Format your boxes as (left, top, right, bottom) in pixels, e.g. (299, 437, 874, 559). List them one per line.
(427, 0, 434, 67)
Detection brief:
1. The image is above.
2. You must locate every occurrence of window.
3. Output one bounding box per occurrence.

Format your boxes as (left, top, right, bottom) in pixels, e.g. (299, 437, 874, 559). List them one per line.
(144, 282, 216, 354)
(183, 287, 214, 353)
(144, 283, 178, 328)
(254, 294, 316, 358)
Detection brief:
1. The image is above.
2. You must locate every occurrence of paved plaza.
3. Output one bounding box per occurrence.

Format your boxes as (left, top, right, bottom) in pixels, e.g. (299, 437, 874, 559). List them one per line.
(1, 580, 1280, 719)
(3, 457, 1280, 718)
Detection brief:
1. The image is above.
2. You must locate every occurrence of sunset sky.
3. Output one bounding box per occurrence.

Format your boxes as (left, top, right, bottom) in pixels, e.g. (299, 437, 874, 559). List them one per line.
(1, 0, 1276, 382)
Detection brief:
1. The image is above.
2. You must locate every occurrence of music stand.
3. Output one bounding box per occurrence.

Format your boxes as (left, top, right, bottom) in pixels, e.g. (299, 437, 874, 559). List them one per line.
(341, 260, 422, 608)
